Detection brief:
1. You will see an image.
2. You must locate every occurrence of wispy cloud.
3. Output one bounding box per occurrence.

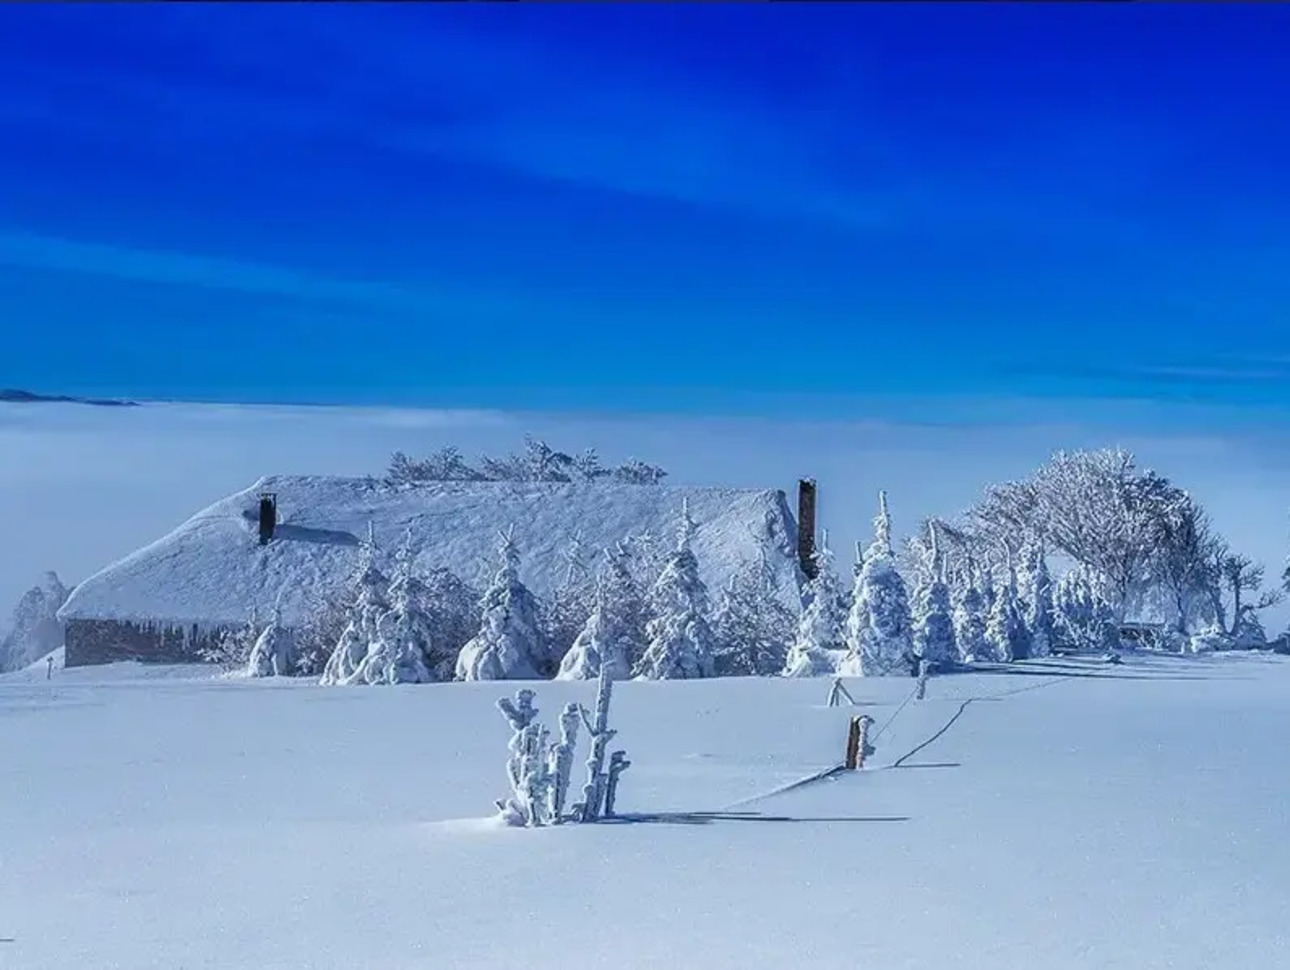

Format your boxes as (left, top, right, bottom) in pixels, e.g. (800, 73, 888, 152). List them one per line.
(0, 231, 536, 321)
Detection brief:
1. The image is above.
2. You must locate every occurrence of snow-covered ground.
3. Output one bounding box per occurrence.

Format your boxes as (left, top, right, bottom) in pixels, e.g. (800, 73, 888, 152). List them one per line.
(4, 651, 1289, 969)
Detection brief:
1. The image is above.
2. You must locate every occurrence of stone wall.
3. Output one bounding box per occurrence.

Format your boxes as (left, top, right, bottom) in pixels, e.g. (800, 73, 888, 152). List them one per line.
(64, 618, 224, 668)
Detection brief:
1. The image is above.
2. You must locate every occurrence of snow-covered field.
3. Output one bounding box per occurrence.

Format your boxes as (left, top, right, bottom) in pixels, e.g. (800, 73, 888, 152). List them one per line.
(5, 651, 1289, 969)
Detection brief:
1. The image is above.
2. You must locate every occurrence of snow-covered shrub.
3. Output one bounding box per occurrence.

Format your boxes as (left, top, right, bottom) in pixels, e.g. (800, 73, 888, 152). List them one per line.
(494, 665, 629, 827)
(634, 500, 716, 680)
(457, 526, 548, 681)
(844, 492, 914, 676)
(783, 541, 845, 678)
(199, 610, 260, 671)
(1185, 624, 1232, 654)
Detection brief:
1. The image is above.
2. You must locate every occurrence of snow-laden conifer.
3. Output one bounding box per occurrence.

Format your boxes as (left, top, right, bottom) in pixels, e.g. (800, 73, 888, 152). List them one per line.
(320, 525, 389, 685)
(546, 531, 595, 667)
(1019, 541, 1055, 658)
(952, 564, 989, 663)
(782, 539, 845, 677)
(457, 526, 548, 681)
(714, 550, 795, 676)
(351, 533, 435, 684)
(911, 523, 956, 668)
(844, 492, 914, 676)
(633, 500, 716, 681)
(984, 569, 1027, 663)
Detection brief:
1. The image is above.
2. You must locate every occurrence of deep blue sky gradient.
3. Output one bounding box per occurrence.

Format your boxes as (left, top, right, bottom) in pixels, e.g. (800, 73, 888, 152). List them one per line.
(2, 3, 1289, 415)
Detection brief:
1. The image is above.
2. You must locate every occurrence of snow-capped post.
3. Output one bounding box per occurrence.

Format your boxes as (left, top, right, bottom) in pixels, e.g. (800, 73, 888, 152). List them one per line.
(845, 714, 876, 769)
(577, 665, 618, 822)
(915, 658, 931, 700)
(548, 702, 582, 823)
(604, 750, 631, 818)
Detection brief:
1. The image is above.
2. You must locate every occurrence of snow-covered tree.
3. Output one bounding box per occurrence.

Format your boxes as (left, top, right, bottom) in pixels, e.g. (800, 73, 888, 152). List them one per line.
(457, 526, 549, 681)
(844, 492, 914, 676)
(984, 570, 1027, 663)
(557, 545, 645, 682)
(0, 571, 70, 673)
(1054, 567, 1120, 654)
(349, 532, 436, 685)
(320, 525, 391, 685)
(911, 524, 956, 667)
(713, 552, 795, 677)
(246, 600, 294, 677)
(545, 531, 596, 666)
(952, 566, 989, 664)
(633, 500, 716, 680)
(1018, 541, 1055, 658)
(783, 540, 845, 677)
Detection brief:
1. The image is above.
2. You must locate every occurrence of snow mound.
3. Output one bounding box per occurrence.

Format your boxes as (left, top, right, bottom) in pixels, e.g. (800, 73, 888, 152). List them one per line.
(59, 476, 801, 628)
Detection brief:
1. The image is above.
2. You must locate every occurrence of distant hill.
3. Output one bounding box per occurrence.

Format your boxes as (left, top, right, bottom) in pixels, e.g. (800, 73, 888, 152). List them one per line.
(0, 388, 138, 407)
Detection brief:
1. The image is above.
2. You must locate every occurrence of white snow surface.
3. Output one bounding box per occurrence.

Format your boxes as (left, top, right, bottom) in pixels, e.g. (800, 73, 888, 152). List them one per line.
(4, 651, 1290, 968)
(58, 476, 799, 628)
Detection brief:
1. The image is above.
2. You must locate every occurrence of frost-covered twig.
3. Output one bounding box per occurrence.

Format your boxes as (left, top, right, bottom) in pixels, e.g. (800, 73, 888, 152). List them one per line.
(604, 750, 631, 818)
(577, 666, 618, 822)
(496, 689, 553, 826)
(548, 702, 581, 823)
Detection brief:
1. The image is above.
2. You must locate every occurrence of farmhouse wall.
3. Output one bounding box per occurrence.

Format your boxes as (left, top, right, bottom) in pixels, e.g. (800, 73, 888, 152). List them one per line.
(64, 618, 224, 668)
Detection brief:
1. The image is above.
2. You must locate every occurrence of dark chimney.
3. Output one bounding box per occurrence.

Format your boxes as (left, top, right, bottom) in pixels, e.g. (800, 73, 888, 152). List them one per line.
(258, 493, 277, 546)
(797, 478, 818, 579)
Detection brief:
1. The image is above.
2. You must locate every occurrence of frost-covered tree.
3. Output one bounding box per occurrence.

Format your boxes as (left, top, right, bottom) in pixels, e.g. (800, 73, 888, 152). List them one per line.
(557, 545, 645, 682)
(320, 525, 390, 686)
(1054, 567, 1120, 654)
(1018, 542, 1055, 658)
(634, 500, 716, 680)
(783, 540, 845, 677)
(457, 526, 549, 681)
(350, 532, 436, 684)
(545, 531, 596, 666)
(984, 570, 1027, 663)
(911, 524, 956, 668)
(612, 458, 669, 485)
(713, 553, 795, 677)
(246, 600, 294, 677)
(952, 565, 989, 664)
(844, 492, 914, 676)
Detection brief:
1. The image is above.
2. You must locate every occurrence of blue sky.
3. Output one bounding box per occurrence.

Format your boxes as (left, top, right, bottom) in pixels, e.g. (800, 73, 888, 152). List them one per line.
(2, 3, 1289, 417)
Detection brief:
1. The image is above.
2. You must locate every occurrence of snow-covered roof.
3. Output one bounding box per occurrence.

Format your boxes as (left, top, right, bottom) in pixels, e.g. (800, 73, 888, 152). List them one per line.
(59, 475, 801, 628)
